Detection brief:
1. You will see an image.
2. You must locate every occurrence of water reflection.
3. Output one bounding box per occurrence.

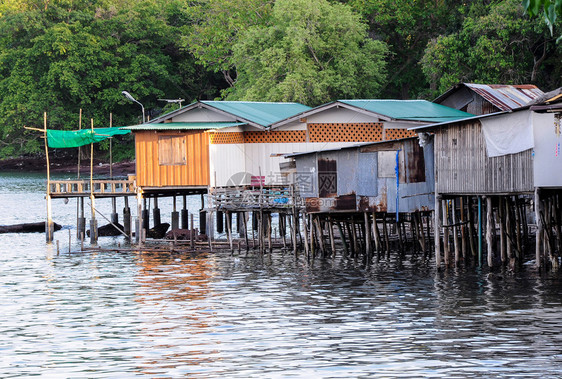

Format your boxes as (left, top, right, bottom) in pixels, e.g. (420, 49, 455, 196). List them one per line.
(2, 173, 562, 377)
(133, 251, 220, 376)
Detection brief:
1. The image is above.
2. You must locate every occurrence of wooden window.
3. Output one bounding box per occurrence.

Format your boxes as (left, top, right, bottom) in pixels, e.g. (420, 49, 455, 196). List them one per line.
(318, 158, 337, 197)
(158, 135, 186, 166)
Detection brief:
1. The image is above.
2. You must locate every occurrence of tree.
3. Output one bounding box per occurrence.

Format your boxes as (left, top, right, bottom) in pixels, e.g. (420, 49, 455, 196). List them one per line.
(181, 0, 273, 87)
(421, 0, 561, 97)
(523, 0, 562, 41)
(0, 0, 224, 158)
(225, 0, 388, 106)
(344, 0, 467, 99)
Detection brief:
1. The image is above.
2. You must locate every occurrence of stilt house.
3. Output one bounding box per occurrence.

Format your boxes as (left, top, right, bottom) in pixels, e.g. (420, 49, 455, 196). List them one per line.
(124, 99, 471, 192)
(287, 137, 434, 214)
(412, 89, 562, 270)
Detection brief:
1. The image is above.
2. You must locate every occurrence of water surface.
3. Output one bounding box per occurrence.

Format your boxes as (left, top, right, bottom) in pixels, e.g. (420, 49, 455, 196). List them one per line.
(1, 173, 561, 377)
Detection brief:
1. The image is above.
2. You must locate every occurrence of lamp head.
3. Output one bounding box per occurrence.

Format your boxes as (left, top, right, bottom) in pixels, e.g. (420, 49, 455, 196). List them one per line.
(122, 91, 136, 102)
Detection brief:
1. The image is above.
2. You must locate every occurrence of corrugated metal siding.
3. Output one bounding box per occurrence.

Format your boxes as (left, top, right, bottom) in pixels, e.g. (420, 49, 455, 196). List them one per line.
(435, 121, 533, 194)
(135, 131, 210, 187)
(296, 138, 434, 213)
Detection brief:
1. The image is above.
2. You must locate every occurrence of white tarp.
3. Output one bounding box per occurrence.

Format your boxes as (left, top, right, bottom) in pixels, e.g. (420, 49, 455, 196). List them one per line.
(480, 111, 533, 157)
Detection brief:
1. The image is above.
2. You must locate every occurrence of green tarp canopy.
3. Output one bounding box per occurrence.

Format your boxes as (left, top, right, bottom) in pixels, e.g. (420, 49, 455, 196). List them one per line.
(46, 128, 131, 148)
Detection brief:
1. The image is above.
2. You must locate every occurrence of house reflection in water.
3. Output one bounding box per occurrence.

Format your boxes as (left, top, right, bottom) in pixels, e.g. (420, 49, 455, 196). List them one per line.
(133, 251, 220, 375)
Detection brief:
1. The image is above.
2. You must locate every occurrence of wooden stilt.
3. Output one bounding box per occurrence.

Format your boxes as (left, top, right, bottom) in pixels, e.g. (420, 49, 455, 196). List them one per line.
(467, 197, 476, 261)
(242, 212, 249, 253)
(506, 196, 513, 266)
(499, 197, 507, 264)
(328, 217, 336, 258)
(460, 197, 466, 260)
(372, 212, 382, 259)
(226, 211, 234, 254)
(302, 210, 310, 259)
(314, 216, 325, 257)
(442, 200, 450, 266)
(364, 212, 372, 259)
(309, 215, 316, 258)
(336, 221, 348, 257)
(349, 219, 358, 258)
(452, 198, 461, 265)
(435, 196, 442, 267)
(486, 196, 494, 268)
(383, 215, 390, 259)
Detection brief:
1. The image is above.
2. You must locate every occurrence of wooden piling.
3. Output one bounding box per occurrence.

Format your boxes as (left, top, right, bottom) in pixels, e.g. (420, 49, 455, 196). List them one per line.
(442, 200, 450, 266)
(486, 196, 494, 268)
(434, 195, 442, 267)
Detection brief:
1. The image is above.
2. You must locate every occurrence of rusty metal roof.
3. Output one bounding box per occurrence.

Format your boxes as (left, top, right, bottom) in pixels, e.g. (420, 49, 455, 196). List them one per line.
(436, 83, 544, 111)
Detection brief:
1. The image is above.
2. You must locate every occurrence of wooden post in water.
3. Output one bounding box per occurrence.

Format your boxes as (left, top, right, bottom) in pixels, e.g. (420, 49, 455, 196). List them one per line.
(372, 212, 382, 258)
(364, 212, 372, 259)
(486, 196, 493, 268)
(123, 196, 131, 238)
(302, 210, 310, 259)
(499, 197, 506, 264)
(171, 196, 179, 230)
(336, 221, 348, 257)
(181, 195, 188, 229)
(136, 191, 143, 244)
(225, 211, 234, 254)
(442, 200, 450, 266)
(452, 198, 461, 265)
(328, 217, 336, 258)
(434, 195, 442, 267)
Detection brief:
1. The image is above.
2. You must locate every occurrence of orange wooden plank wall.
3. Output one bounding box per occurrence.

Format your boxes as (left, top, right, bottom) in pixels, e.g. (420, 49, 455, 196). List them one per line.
(134, 131, 210, 187)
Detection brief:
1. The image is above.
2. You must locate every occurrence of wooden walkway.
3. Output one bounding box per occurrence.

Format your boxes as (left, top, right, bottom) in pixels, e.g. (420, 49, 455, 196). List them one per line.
(48, 179, 136, 198)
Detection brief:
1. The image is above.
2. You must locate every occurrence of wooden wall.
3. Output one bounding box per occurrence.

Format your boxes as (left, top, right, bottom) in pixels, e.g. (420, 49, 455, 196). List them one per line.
(134, 130, 210, 188)
(434, 121, 534, 194)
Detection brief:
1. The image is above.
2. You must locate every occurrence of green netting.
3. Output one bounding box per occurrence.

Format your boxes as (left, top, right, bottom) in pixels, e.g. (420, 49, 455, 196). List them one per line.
(46, 128, 131, 148)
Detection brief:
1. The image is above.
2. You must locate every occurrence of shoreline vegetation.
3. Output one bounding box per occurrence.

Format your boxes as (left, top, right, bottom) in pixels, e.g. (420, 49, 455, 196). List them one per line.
(0, 155, 135, 177)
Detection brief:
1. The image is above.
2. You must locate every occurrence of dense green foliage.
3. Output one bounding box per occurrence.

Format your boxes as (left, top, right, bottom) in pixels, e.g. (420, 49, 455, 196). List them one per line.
(421, 0, 561, 96)
(0, 0, 560, 159)
(226, 0, 388, 105)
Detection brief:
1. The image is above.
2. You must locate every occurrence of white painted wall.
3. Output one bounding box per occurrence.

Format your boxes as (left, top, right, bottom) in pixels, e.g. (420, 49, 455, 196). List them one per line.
(173, 107, 236, 122)
(209, 144, 247, 187)
(244, 142, 358, 185)
(533, 112, 562, 187)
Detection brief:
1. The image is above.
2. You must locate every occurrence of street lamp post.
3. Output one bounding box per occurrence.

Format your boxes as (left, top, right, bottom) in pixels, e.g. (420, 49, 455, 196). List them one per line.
(122, 91, 145, 124)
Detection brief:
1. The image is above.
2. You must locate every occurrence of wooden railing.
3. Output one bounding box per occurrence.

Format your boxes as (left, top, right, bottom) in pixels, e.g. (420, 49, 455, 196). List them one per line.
(48, 179, 136, 197)
(208, 185, 303, 210)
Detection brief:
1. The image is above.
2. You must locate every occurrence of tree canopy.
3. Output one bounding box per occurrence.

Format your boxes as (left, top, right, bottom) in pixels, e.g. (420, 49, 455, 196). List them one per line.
(0, 0, 560, 158)
(421, 0, 561, 97)
(225, 0, 388, 106)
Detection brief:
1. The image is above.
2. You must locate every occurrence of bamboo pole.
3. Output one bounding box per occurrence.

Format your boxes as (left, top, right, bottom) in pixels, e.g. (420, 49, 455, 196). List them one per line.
(89, 119, 97, 244)
(44, 112, 54, 243)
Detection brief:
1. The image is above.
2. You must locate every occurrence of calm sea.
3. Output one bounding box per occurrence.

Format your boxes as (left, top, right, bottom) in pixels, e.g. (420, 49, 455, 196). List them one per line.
(1, 172, 561, 378)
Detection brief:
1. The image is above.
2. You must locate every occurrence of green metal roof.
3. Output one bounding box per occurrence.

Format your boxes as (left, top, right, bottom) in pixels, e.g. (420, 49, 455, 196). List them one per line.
(201, 101, 312, 127)
(339, 99, 473, 122)
(121, 122, 245, 131)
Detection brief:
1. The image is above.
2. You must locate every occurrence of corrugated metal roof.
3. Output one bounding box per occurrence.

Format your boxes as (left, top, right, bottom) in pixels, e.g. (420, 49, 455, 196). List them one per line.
(339, 99, 473, 122)
(201, 101, 312, 127)
(121, 122, 245, 131)
(438, 83, 544, 111)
